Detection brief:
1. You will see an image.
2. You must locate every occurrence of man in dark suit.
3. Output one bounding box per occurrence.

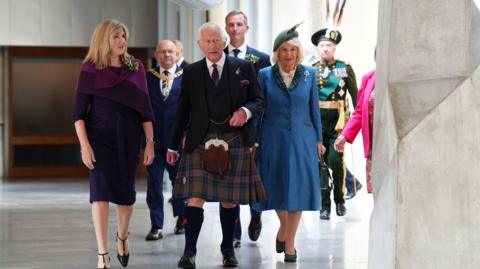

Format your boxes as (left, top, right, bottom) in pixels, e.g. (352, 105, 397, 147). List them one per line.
(145, 40, 186, 241)
(223, 10, 271, 247)
(173, 39, 189, 69)
(224, 11, 270, 73)
(167, 22, 266, 269)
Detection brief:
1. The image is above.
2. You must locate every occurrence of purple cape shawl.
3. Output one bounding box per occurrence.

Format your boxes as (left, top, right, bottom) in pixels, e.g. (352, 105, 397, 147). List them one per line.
(76, 61, 153, 121)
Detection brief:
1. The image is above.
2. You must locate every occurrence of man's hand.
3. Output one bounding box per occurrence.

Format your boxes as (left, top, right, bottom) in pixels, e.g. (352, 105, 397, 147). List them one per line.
(166, 151, 180, 165)
(229, 109, 247, 127)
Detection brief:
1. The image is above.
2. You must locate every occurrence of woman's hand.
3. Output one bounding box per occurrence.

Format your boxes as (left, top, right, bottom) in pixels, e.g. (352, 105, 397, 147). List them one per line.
(334, 135, 347, 152)
(143, 141, 155, 166)
(80, 144, 96, 170)
(317, 142, 326, 158)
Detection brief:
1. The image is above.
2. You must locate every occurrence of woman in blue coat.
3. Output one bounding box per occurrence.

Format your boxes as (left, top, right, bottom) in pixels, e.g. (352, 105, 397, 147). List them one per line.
(253, 25, 326, 263)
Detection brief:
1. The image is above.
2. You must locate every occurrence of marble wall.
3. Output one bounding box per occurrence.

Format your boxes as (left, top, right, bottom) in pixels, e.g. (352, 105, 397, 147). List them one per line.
(371, 0, 480, 268)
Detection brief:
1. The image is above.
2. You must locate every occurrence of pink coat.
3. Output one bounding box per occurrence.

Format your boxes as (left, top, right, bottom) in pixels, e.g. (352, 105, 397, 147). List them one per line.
(342, 70, 376, 158)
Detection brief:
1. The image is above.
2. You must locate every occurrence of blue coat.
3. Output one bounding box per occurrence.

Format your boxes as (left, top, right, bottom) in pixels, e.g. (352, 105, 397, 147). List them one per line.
(253, 65, 323, 211)
(146, 66, 183, 150)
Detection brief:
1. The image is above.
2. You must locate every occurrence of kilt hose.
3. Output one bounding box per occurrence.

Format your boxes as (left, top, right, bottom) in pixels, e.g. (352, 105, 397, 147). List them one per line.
(173, 132, 267, 204)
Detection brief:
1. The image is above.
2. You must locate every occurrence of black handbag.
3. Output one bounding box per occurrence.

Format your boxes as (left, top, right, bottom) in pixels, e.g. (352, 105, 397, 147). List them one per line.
(319, 155, 332, 191)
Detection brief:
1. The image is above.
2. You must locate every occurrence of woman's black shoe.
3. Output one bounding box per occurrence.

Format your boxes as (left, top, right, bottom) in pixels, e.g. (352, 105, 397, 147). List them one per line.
(116, 233, 130, 267)
(276, 236, 285, 253)
(284, 249, 297, 263)
(97, 252, 111, 269)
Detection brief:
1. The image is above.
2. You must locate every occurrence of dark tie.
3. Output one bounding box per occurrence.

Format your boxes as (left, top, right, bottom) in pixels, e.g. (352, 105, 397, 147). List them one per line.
(161, 70, 169, 96)
(211, 63, 219, 83)
(232, 48, 240, 58)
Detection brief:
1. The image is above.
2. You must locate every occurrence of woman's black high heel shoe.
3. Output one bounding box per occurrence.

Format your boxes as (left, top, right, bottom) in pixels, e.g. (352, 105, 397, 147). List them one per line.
(116, 233, 130, 267)
(97, 252, 111, 269)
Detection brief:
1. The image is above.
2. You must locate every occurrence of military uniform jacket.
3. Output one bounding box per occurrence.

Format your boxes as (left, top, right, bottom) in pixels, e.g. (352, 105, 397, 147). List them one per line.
(313, 59, 358, 107)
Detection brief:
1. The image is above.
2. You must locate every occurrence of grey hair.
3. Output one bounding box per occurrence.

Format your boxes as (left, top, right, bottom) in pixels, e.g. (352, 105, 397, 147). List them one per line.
(271, 37, 305, 66)
(198, 22, 228, 42)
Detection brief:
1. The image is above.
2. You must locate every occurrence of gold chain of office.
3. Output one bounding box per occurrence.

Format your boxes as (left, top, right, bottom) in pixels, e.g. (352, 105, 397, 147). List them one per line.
(148, 68, 183, 81)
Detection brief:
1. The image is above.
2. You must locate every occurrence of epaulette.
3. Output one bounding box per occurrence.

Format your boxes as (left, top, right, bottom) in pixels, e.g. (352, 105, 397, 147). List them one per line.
(336, 59, 351, 66)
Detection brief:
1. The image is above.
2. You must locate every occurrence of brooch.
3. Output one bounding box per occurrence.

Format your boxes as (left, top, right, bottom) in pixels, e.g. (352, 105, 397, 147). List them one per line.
(123, 55, 139, 72)
(304, 70, 310, 81)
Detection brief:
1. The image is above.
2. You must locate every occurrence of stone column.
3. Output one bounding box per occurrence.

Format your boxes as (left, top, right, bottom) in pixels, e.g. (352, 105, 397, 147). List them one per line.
(371, 0, 480, 268)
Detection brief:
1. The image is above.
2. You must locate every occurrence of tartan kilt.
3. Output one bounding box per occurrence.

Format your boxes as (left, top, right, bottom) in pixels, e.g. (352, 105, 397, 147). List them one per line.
(173, 133, 267, 204)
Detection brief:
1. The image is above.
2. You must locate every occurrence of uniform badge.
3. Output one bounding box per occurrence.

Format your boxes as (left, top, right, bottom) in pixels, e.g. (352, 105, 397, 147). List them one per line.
(339, 79, 345, 88)
(335, 67, 348, 78)
(338, 89, 345, 97)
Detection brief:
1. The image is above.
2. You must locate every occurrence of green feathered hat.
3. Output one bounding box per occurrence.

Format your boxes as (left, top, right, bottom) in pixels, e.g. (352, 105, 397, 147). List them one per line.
(273, 22, 303, 52)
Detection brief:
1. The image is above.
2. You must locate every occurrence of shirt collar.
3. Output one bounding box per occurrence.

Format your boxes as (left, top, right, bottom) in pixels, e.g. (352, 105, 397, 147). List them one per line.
(205, 52, 226, 70)
(159, 65, 177, 75)
(228, 43, 247, 55)
(176, 57, 184, 66)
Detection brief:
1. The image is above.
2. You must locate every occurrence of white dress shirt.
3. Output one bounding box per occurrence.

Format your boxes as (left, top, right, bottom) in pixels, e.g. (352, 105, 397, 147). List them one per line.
(159, 65, 177, 97)
(227, 43, 247, 59)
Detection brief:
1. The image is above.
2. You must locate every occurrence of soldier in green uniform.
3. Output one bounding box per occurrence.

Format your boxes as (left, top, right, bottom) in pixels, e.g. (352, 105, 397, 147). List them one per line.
(311, 28, 358, 220)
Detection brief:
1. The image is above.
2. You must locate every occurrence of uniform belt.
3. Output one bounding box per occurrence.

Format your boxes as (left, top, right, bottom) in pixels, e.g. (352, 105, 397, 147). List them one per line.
(319, 101, 340, 109)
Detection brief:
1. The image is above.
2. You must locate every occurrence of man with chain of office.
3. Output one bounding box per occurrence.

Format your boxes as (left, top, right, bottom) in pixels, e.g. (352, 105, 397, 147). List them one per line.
(311, 0, 358, 220)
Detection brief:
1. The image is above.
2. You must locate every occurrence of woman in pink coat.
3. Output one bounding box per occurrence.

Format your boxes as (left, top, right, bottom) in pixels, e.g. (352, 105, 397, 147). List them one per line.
(334, 70, 376, 193)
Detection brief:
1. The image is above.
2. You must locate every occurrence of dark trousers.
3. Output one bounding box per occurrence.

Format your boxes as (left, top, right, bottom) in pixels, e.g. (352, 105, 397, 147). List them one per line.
(320, 109, 346, 208)
(233, 207, 261, 239)
(146, 149, 185, 229)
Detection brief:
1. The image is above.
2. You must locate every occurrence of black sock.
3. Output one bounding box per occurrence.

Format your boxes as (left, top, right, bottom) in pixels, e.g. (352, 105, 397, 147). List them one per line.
(220, 205, 239, 251)
(250, 207, 262, 222)
(184, 206, 204, 255)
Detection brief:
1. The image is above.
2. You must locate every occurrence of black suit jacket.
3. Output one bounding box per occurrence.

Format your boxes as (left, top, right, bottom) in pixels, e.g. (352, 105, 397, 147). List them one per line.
(169, 56, 264, 153)
(224, 45, 271, 74)
(179, 60, 189, 69)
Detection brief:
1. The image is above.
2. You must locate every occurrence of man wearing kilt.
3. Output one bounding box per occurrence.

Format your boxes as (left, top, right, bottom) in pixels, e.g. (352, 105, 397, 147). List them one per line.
(166, 22, 266, 269)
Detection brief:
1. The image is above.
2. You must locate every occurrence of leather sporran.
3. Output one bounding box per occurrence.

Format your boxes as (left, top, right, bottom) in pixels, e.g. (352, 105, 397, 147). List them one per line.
(201, 138, 231, 176)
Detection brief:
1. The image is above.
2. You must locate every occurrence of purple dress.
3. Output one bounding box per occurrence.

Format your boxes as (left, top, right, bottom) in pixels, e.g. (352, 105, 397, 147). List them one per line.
(73, 63, 153, 205)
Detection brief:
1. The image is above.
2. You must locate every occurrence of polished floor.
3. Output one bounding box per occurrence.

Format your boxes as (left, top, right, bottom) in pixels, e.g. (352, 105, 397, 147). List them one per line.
(0, 178, 372, 269)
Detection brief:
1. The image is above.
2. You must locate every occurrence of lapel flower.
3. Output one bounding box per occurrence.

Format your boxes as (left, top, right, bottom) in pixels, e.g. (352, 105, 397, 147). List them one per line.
(235, 67, 241, 76)
(245, 53, 260, 64)
(123, 55, 139, 72)
(304, 70, 310, 81)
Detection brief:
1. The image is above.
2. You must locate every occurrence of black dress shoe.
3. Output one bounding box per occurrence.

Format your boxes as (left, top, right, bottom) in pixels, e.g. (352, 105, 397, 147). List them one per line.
(320, 207, 330, 220)
(233, 238, 241, 248)
(174, 218, 185, 235)
(221, 249, 238, 267)
(248, 218, 262, 241)
(336, 203, 347, 216)
(178, 251, 196, 269)
(145, 228, 163, 241)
